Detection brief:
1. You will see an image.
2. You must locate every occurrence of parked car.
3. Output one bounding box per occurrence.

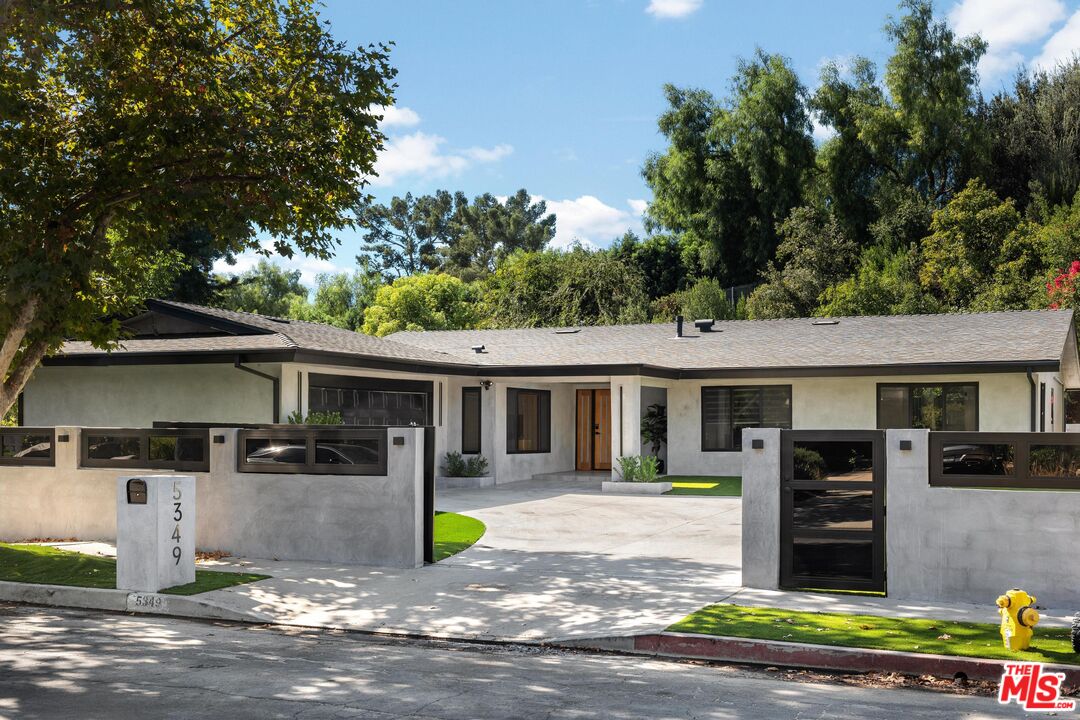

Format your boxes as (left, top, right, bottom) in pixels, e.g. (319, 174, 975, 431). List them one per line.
(941, 444, 1010, 475)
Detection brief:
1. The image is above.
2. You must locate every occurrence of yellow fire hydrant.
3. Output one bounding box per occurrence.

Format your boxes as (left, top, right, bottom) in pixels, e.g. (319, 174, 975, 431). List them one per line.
(997, 588, 1040, 652)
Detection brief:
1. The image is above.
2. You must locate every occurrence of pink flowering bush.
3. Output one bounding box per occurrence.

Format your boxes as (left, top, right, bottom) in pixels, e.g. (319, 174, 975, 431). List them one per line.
(1047, 261, 1080, 309)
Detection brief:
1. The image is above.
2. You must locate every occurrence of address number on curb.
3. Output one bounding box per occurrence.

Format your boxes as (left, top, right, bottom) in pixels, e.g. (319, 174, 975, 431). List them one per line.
(128, 593, 168, 612)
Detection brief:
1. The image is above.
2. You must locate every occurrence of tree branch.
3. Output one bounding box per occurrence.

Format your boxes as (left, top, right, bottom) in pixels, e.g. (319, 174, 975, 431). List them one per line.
(0, 339, 48, 418)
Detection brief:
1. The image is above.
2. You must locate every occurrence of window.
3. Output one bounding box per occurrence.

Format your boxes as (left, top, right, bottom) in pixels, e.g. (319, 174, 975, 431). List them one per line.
(462, 387, 482, 454)
(1066, 389, 1080, 425)
(80, 429, 209, 471)
(307, 373, 431, 427)
(701, 385, 792, 451)
(237, 428, 387, 475)
(877, 383, 978, 431)
(507, 388, 550, 454)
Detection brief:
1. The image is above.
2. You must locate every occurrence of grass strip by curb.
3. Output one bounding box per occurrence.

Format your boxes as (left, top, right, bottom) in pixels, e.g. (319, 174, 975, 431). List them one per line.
(667, 603, 1080, 666)
(0, 543, 269, 596)
(433, 511, 486, 562)
(652, 476, 741, 497)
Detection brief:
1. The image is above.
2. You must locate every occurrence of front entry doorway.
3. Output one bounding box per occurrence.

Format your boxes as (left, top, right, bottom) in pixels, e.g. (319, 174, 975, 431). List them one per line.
(575, 389, 612, 471)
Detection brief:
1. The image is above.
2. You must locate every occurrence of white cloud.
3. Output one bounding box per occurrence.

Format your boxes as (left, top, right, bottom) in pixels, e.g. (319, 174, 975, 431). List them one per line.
(213, 245, 349, 289)
(645, 0, 702, 19)
(948, 0, 1067, 81)
(371, 131, 513, 187)
(1034, 9, 1080, 70)
(372, 105, 422, 128)
(539, 196, 645, 248)
(810, 114, 836, 144)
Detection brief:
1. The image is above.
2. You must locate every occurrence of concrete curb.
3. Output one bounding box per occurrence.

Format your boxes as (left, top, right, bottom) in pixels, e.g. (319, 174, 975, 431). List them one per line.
(0, 581, 272, 624)
(556, 631, 1080, 684)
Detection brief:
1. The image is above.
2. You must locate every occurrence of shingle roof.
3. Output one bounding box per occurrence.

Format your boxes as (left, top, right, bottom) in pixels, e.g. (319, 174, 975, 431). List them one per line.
(54, 301, 1075, 376)
(57, 299, 474, 368)
(387, 310, 1076, 371)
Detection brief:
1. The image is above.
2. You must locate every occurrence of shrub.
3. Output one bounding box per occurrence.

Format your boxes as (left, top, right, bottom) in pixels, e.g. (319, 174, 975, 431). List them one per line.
(286, 410, 343, 425)
(616, 455, 640, 482)
(793, 447, 826, 480)
(444, 452, 490, 477)
(638, 454, 659, 483)
(465, 455, 489, 477)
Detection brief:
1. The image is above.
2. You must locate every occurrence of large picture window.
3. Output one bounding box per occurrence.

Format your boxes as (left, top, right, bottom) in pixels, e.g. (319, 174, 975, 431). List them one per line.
(877, 383, 978, 431)
(462, 387, 482, 454)
(507, 388, 551, 454)
(701, 385, 792, 451)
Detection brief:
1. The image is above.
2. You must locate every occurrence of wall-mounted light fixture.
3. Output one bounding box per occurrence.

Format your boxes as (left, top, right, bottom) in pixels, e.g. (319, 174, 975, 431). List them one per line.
(899, 439, 912, 451)
(480, 380, 493, 391)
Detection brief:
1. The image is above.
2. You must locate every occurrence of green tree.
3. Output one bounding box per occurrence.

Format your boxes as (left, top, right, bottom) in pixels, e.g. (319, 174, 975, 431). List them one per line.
(214, 260, 309, 317)
(485, 249, 649, 328)
(680, 278, 740, 321)
(362, 274, 481, 336)
(357, 191, 457, 279)
(917, 179, 1036, 310)
(643, 49, 815, 284)
(608, 232, 689, 300)
(985, 60, 1080, 211)
(0, 0, 395, 417)
(747, 207, 860, 318)
(162, 226, 238, 305)
(290, 262, 382, 331)
(818, 245, 938, 317)
(443, 189, 556, 281)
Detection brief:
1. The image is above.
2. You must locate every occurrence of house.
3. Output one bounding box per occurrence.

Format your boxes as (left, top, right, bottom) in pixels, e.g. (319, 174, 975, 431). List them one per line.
(20, 300, 1080, 480)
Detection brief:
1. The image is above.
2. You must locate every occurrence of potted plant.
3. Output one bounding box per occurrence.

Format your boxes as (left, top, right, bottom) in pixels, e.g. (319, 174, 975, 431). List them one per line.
(640, 403, 667, 473)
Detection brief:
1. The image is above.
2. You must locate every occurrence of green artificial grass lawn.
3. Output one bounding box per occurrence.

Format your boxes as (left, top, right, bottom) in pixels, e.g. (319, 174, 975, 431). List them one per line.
(668, 603, 1080, 665)
(654, 475, 742, 497)
(433, 511, 486, 562)
(0, 543, 269, 596)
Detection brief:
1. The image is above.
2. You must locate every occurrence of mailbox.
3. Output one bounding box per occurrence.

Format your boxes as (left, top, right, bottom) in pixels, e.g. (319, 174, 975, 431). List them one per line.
(126, 479, 147, 504)
(116, 475, 195, 592)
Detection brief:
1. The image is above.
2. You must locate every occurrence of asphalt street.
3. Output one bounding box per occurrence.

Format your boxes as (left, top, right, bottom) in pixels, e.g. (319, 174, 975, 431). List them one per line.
(0, 604, 1029, 719)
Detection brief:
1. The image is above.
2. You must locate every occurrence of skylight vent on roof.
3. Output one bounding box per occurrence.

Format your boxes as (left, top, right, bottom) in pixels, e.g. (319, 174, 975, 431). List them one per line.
(554, 328, 581, 334)
(812, 319, 840, 326)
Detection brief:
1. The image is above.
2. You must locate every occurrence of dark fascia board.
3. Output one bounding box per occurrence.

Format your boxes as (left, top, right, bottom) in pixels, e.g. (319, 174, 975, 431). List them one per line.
(143, 299, 276, 337)
(41, 347, 1060, 380)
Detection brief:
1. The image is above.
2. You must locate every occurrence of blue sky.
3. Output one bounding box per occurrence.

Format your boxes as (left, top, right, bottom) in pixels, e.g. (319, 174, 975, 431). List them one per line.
(224, 0, 1080, 283)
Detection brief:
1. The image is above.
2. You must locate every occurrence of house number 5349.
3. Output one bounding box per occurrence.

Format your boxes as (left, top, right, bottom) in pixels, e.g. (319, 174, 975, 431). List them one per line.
(171, 481, 183, 566)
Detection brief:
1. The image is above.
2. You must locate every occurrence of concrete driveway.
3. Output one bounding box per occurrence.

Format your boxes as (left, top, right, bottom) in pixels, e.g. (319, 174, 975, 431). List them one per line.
(205, 478, 744, 642)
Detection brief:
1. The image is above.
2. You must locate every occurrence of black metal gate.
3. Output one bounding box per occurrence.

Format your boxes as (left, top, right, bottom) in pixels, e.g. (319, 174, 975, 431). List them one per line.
(780, 430, 885, 593)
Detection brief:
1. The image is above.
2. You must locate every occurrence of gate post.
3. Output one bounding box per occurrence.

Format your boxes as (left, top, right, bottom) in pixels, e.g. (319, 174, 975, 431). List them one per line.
(741, 428, 782, 590)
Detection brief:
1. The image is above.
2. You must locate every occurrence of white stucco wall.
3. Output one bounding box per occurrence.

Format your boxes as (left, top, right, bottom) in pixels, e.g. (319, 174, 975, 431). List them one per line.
(22, 363, 280, 427)
(666, 372, 1036, 478)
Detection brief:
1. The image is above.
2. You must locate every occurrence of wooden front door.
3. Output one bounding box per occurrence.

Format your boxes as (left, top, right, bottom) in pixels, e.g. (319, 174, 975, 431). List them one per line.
(575, 389, 612, 471)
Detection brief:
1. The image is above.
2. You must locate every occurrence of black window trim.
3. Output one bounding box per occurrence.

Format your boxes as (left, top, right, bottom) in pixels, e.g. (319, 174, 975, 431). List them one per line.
(506, 387, 551, 455)
(237, 427, 388, 475)
(700, 384, 793, 453)
(80, 428, 210, 472)
(461, 386, 482, 455)
(875, 382, 980, 431)
(0, 426, 55, 467)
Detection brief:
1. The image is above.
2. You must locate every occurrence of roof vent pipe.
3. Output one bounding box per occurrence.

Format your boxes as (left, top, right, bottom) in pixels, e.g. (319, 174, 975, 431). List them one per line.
(694, 319, 715, 332)
(471, 344, 486, 354)
(675, 315, 684, 338)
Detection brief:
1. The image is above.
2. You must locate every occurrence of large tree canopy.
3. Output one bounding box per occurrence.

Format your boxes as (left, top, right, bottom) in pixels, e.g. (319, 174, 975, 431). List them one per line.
(642, 50, 815, 285)
(0, 0, 395, 415)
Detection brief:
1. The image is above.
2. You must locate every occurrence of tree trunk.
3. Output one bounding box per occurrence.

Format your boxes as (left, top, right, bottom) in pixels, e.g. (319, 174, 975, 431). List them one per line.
(0, 295, 44, 421)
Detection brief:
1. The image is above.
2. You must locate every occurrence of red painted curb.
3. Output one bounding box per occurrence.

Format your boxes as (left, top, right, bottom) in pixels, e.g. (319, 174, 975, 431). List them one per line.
(573, 632, 1080, 684)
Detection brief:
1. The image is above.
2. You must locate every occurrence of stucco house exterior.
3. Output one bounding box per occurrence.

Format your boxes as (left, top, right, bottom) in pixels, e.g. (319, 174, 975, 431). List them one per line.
(19, 300, 1080, 481)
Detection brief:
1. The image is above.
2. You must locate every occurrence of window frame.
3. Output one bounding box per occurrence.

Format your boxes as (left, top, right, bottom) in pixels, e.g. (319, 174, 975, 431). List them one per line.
(875, 382, 980, 432)
(700, 385, 793, 452)
(461, 386, 482, 455)
(236, 427, 388, 475)
(0, 426, 55, 467)
(506, 388, 551, 455)
(80, 428, 210, 472)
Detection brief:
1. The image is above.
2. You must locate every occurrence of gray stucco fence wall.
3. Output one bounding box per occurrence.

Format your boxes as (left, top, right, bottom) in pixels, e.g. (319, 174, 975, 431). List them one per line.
(886, 428, 1080, 607)
(0, 426, 426, 569)
(740, 428, 782, 590)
